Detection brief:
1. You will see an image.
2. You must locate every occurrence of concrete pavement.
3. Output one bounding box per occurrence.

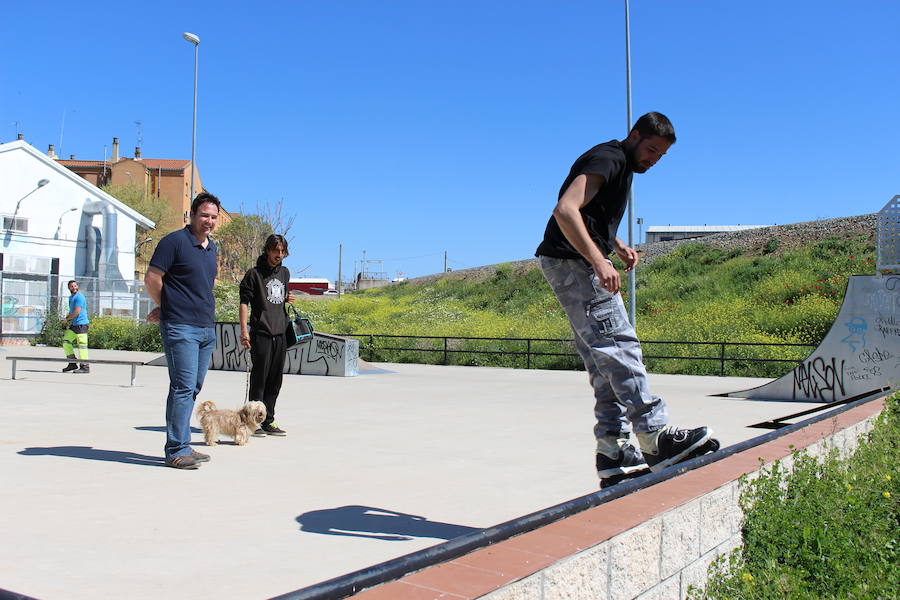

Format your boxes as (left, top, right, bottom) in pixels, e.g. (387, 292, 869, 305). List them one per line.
(0, 346, 822, 600)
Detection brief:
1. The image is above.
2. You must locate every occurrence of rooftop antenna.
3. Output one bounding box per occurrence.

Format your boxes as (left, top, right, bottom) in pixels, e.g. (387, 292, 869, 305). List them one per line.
(58, 107, 66, 154)
(134, 120, 143, 149)
(12, 121, 19, 137)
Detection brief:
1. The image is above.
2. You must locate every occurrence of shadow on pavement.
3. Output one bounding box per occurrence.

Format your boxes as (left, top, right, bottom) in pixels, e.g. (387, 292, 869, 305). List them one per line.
(18, 446, 165, 467)
(296, 505, 479, 541)
(134, 425, 202, 434)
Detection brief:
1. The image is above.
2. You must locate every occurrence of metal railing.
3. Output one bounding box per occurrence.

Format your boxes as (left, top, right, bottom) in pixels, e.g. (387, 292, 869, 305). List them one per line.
(340, 333, 817, 377)
(0, 271, 154, 337)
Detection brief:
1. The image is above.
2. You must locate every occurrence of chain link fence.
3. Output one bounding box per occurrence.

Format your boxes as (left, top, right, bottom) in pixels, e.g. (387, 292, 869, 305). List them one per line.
(0, 271, 154, 338)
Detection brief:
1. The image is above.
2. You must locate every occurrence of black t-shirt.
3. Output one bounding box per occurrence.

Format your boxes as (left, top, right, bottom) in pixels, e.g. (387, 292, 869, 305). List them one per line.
(239, 255, 291, 337)
(535, 140, 633, 259)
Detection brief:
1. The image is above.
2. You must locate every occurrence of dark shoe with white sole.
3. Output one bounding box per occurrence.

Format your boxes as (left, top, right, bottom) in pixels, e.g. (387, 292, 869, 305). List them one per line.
(642, 426, 719, 473)
(597, 443, 650, 488)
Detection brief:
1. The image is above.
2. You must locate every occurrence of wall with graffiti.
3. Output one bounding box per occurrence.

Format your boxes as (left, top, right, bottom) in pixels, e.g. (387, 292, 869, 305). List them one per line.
(729, 275, 899, 402)
(209, 322, 359, 377)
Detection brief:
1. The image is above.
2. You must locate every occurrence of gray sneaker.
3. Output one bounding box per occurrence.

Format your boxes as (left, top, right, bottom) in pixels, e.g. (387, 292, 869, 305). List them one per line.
(190, 449, 211, 463)
(74, 365, 90, 374)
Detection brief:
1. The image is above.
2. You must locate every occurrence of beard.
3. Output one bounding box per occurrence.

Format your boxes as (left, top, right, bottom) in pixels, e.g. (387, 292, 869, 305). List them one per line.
(624, 141, 650, 173)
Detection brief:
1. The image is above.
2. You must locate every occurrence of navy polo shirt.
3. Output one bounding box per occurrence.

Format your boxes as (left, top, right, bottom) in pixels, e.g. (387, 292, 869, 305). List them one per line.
(149, 226, 218, 327)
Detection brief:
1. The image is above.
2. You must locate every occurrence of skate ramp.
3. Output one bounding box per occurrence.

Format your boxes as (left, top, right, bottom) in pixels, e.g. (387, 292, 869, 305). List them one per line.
(146, 322, 359, 377)
(727, 275, 900, 401)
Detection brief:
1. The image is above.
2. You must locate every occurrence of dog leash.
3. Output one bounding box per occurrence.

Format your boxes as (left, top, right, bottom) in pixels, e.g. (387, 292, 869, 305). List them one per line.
(243, 351, 252, 406)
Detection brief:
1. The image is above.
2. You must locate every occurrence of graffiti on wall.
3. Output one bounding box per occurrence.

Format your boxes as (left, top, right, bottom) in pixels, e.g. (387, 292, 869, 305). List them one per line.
(210, 322, 358, 377)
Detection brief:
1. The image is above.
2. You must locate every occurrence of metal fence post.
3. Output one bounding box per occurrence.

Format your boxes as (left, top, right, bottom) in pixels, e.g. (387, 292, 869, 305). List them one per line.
(720, 342, 726, 377)
(526, 339, 532, 369)
(443, 337, 448, 365)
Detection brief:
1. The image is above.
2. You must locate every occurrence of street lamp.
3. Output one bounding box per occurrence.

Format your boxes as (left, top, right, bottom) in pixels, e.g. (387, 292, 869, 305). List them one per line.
(13, 178, 50, 218)
(54, 207, 78, 239)
(182, 31, 200, 203)
(624, 0, 636, 326)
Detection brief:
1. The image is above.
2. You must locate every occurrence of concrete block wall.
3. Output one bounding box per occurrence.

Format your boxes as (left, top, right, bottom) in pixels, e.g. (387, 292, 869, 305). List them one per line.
(478, 410, 881, 600)
(352, 399, 885, 600)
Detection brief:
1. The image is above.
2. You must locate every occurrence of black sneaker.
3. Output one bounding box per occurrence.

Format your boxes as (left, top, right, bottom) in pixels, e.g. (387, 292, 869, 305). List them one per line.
(62, 363, 78, 372)
(252, 428, 267, 437)
(74, 365, 90, 374)
(642, 426, 714, 473)
(596, 443, 649, 487)
(262, 423, 287, 436)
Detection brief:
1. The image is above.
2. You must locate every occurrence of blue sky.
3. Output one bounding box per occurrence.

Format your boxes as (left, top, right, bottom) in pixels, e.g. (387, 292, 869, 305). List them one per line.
(3, 1, 897, 281)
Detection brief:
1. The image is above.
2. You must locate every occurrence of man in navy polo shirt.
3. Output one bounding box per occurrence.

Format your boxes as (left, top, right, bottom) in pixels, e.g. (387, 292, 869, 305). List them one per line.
(145, 192, 221, 470)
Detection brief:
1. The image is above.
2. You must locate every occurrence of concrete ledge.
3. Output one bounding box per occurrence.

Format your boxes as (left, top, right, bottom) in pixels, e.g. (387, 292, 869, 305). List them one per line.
(352, 397, 886, 600)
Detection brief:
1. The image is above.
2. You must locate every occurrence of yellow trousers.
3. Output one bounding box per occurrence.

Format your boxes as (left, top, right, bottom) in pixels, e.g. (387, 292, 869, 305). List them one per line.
(63, 328, 89, 360)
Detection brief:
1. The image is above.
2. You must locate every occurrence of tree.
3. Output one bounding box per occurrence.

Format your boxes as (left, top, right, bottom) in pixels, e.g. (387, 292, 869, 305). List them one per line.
(102, 183, 179, 267)
(214, 199, 296, 282)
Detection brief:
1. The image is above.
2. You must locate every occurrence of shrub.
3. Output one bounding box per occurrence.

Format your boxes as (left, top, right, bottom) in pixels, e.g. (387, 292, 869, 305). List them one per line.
(690, 395, 899, 599)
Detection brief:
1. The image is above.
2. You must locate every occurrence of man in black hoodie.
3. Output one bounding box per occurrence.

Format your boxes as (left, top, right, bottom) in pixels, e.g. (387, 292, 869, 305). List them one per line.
(239, 234, 295, 436)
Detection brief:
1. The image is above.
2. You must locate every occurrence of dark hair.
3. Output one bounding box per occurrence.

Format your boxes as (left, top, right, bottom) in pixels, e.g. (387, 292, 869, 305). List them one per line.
(264, 234, 289, 256)
(190, 191, 221, 214)
(67, 280, 78, 286)
(631, 112, 676, 143)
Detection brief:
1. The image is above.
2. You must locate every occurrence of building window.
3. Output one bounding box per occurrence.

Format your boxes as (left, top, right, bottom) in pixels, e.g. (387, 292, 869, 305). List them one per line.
(2, 216, 28, 233)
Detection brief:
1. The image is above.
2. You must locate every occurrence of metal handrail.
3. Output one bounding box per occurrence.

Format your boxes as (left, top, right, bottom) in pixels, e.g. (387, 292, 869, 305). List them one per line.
(339, 333, 817, 376)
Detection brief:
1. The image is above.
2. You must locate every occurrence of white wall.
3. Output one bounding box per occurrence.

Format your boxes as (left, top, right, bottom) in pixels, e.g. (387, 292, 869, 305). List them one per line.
(0, 142, 151, 278)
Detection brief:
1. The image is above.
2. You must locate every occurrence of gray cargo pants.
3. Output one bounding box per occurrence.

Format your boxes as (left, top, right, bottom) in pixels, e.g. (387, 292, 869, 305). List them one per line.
(539, 255, 668, 440)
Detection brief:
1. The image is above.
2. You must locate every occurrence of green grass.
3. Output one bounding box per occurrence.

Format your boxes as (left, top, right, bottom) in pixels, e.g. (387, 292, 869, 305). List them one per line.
(689, 394, 899, 599)
(271, 232, 873, 375)
(33, 231, 876, 375)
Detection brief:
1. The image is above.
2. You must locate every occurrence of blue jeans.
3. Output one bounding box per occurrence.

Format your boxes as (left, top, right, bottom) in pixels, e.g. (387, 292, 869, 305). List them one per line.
(539, 256, 668, 439)
(159, 321, 216, 459)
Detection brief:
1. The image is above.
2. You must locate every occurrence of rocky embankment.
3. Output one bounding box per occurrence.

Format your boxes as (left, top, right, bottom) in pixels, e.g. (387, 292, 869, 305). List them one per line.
(409, 213, 877, 285)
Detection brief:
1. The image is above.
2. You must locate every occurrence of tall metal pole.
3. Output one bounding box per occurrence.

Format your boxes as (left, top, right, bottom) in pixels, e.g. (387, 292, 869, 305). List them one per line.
(624, 0, 636, 325)
(337, 244, 343, 296)
(183, 33, 200, 204)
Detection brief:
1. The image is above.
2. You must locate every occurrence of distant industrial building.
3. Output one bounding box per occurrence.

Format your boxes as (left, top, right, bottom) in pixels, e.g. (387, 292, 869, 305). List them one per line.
(644, 225, 768, 244)
(288, 278, 333, 295)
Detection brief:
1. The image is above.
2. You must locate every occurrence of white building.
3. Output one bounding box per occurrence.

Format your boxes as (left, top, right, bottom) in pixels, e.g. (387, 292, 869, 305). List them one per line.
(644, 225, 768, 243)
(0, 140, 154, 336)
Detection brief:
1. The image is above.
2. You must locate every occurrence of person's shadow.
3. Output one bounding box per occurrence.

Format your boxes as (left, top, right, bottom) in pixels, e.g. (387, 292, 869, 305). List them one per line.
(18, 446, 165, 467)
(134, 426, 202, 434)
(296, 505, 479, 541)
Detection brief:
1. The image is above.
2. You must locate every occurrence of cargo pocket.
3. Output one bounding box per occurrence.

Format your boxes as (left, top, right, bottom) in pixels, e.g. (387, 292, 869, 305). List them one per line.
(587, 296, 621, 335)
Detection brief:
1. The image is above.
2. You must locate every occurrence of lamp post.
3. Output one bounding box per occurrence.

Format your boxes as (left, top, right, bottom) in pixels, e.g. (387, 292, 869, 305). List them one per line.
(624, 0, 636, 326)
(182, 32, 200, 203)
(54, 207, 78, 239)
(13, 178, 50, 218)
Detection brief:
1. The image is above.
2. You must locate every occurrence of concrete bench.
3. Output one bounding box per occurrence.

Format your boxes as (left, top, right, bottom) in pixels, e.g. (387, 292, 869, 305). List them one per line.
(5, 356, 147, 386)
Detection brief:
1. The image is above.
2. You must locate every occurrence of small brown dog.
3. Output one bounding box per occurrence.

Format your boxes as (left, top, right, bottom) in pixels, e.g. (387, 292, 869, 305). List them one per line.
(196, 400, 267, 446)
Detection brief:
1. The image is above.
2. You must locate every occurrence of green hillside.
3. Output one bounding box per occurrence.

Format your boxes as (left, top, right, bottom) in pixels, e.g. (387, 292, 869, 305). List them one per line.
(43, 229, 874, 378)
(285, 232, 875, 376)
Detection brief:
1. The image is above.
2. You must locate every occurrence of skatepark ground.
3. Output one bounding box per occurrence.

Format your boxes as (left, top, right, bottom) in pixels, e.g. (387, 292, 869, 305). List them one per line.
(0, 346, 825, 600)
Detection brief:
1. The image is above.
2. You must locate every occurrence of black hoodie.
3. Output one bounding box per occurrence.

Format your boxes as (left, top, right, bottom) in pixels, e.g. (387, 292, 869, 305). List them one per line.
(238, 254, 291, 336)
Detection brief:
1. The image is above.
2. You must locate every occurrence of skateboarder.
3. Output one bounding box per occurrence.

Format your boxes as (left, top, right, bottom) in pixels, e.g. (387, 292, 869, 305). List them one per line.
(535, 112, 718, 487)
